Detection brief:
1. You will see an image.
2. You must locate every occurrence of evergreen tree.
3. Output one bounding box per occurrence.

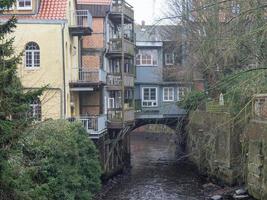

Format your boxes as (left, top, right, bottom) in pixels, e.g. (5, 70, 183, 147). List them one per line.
(0, 1, 43, 196)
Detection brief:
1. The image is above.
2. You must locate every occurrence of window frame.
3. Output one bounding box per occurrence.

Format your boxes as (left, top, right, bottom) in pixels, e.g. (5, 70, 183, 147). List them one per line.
(142, 87, 158, 107)
(136, 53, 153, 66)
(17, 0, 32, 10)
(163, 87, 174, 102)
(29, 99, 42, 121)
(165, 53, 175, 65)
(25, 42, 40, 69)
(177, 87, 188, 102)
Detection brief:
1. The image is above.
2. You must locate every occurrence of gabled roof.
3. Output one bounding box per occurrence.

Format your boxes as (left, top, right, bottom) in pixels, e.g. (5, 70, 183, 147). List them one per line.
(77, 0, 112, 5)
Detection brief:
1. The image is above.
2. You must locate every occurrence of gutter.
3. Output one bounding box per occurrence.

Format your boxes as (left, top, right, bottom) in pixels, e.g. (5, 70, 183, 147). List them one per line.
(61, 23, 66, 119)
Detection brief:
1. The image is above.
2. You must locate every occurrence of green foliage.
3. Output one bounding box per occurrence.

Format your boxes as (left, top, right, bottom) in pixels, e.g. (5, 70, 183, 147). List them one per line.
(0, 0, 44, 190)
(178, 90, 206, 111)
(6, 120, 101, 200)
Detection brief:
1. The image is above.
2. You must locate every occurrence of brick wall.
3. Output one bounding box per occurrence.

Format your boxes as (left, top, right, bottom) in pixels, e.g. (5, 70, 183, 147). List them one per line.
(82, 17, 105, 70)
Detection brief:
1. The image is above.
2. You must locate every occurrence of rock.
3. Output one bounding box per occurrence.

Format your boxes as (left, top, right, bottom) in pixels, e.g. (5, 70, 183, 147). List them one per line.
(210, 195, 223, 200)
(235, 188, 247, 195)
(233, 194, 250, 199)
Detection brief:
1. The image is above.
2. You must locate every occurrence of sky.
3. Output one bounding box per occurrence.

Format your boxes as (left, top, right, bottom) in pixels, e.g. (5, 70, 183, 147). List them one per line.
(127, 0, 167, 25)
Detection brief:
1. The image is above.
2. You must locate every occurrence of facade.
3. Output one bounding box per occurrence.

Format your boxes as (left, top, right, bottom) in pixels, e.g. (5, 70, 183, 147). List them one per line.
(71, 0, 136, 176)
(1, 0, 135, 176)
(0, 0, 93, 121)
(135, 24, 191, 120)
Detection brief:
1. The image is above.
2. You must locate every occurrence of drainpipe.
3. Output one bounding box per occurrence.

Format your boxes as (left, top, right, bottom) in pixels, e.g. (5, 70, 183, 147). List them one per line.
(61, 23, 66, 119)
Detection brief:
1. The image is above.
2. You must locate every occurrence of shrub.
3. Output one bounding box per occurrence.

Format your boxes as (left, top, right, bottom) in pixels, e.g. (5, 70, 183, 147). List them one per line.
(5, 120, 101, 200)
(178, 90, 206, 111)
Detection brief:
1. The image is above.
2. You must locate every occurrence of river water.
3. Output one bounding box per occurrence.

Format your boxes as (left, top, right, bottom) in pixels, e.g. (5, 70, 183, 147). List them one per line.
(101, 132, 205, 200)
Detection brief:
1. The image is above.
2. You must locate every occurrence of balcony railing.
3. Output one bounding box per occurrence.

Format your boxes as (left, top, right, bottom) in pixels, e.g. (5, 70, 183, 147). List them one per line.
(108, 38, 135, 56)
(68, 115, 107, 135)
(107, 74, 134, 88)
(70, 68, 106, 84)
(107, 108, 135, 123)
(69, 10, 93, 36)
(111, 0, 134, 21)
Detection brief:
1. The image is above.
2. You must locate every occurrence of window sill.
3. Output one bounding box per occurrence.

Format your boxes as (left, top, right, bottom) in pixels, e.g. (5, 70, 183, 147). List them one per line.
(17, 7, 32, 10)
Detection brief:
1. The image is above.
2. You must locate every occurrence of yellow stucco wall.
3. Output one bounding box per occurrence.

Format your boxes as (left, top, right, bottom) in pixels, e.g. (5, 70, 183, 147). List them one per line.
(12, 22, 79, 120)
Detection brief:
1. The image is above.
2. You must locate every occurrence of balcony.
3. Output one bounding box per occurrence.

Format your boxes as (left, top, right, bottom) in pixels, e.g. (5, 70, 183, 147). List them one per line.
(69, 10, 93, 36)
(69, 115, 107, 138)
(70, 68, 106, 87)
(107, 38, 135, 57)
(106, 74, 134, 90)
(110, 0, 134, 23)
(253, 94, 267, 121)
(107, 108, 135, 128)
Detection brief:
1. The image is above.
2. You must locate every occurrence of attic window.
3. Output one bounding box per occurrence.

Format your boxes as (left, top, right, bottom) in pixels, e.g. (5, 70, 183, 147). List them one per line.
(17, 0, 32, 10)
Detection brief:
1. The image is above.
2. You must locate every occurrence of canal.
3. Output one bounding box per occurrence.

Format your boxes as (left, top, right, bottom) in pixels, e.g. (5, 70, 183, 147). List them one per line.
(100, 131, 205, 200)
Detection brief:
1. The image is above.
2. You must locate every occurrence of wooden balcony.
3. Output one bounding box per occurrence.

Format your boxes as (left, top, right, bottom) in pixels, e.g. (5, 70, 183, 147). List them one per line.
(107, 108, 135, 128)
(110, 0, 134, 23)
(106, 74, 134, 90)
(68, 115, 107, 138)
(107, 38, 135, 57)
(69, 10, 93, 36)
(70, 68, 106, 88)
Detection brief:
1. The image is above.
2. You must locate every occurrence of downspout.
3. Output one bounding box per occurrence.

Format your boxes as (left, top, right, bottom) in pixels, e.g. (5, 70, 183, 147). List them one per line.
(61, 23, 66, 119)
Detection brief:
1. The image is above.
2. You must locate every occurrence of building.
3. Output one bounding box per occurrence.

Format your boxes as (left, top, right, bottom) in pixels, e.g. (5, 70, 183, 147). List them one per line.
(0, 0, 93, 121)
(135, 24, 192, 122)
(76, 0, 135, 176)
(1, 0, 135, 176)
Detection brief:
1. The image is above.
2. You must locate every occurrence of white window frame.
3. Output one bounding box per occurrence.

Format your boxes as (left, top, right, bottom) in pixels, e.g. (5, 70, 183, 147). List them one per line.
(136, 54, 153, 66)
(29, 99, 42, 121)
(142, 87, 158, 107)
(25, 42, 40, 69)
(163, 87, 174, 102)
(17, 0, 32, 10)
(165, 53, 174, 65)
(177, 87, 187, 102)
(108, 98, 115, 109)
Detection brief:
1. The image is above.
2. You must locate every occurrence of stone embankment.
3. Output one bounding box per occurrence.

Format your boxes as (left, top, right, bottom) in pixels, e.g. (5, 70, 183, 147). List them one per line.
(187, 111, 267, 200)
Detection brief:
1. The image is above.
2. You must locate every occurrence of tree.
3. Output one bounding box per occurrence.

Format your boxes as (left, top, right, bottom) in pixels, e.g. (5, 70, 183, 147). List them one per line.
(6, 120, 101, 200)
(0, 1, 43, 197)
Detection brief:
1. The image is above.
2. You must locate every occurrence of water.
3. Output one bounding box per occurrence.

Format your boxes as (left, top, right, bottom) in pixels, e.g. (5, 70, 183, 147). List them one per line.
(101, 132, 205, 200)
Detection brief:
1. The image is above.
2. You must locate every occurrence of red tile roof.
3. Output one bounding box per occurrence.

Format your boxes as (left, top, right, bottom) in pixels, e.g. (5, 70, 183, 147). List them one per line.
(0, 0, 68, 20)
(77, 0, 112, 5)
(35, 0, 68, 20)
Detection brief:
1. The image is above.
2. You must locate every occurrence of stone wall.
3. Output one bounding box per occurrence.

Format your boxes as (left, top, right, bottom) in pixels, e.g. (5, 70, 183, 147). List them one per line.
(187, 111, 243, 185)
(243, 120, 267, 199)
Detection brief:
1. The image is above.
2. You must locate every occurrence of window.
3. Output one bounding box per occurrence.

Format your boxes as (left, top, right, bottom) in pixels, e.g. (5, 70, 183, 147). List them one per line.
(136, 49, 158, 66)
(163, 87, 174, 102)
(25, 42, 40, 68)
(231, 1, 240, 15)
(142, 87, 157, 107)
(165, 53, 174, 65)
(108, 98, 115, 109)
(28, 99, 42, 121)
(177, 87, 188, 101)
(17, 0, 32, 10)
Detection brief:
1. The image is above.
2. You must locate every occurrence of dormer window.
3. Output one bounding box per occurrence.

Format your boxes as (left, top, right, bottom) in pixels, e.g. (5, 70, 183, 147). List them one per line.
(17, 0, 32, 10)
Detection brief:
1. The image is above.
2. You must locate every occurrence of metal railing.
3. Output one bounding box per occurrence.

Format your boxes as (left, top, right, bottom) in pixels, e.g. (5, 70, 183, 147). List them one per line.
(111, 0, 134, 20)
(68, 115, 107, 134)
(107, 74, 134, 87)
(107, 108, 135, 122)
(108, 38, 135, 55)
(71, 68, 106, 83)
(69, 10, 92, 28)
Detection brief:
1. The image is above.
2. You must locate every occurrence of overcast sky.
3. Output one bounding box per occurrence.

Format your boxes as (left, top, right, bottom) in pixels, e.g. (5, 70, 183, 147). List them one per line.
(127, 0, 167, 25)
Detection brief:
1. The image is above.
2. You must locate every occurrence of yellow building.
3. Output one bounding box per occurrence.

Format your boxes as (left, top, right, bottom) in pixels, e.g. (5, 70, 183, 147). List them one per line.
(0, 0, 93, 120)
